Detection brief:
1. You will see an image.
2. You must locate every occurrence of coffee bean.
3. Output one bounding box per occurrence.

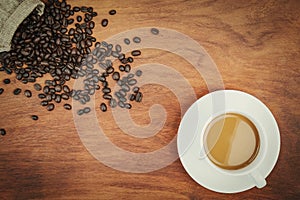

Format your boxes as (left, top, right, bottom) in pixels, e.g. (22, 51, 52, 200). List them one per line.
(99, 63, 107, 70)
(87, 7, 93, 13)
(112, 72, 120, 81)
(118, 101, 125, 108)
(115, 92, 122, 98)
(45, 80, 53, 87)
(118, 53, 125, 60)
(55, 95, 62, 103)
(63, 85, 70, 93)
(124, 64, 131, 72)
(121, 84, 130, 92)
(47, 103, 55, 111)
(89, 88, 95, 95)
(77, 109, 84, 115)
(3, 78, 10, 84)
(69, 28, 75, 35)
(132, 86, 140, 93)
(127, 73, 134, 79)
(125, 103, 132, 109)
(43, 86, 50, 94)
(76, 27, 83, 34)
(95, 42, 101, 48)
(83, 95, 90, 102)
(109, 99, 117, 108)
(64, 103, 72, 110)
(77, 16, 82, 22)
(128, 79, 137, 86)
(0, 129, 6, 136)
(46, 94, 52, 101)
(124, 38, 130, 45)
(40, 100, 48, 107)
(103, 94, 112, 100)
(23, 72, 29, 78)
(55, 85, 62, 92)
(135, 70, 142, 77)
(115, 44, 122, 52)
(61, 28, 67, 34)
(73, 6, 80, 12)
(131, 50, 141, 56)
(79, 99, 86, 105)
(24, 90, 32, 98)
(133, 36, 141, 43)
(129, 94, 136, 101)
(136, 92, 143, 102)
(109, 9, 116, 15)
(119, 97, 127, 102)
(68, 19, 74, 24)
(101, 19, 108, 27)
(102, 87, 111, 94)
(100, 103, 107, 112)
(0, 88, 4, 95)
(83, 107, 91, 113)
(106, 66, 114, 74)
(38, 94, 46, 99)
(151, 28, 159, 35)
(16, 74, 22, 80)
(127, 57, 134, 63)
(13, 88, 22, 95)
(92, 69, 99, 74)
(31, 115, 39, 120)
(119, 65, 125, 72)
(120, 58, 128, 64)
(89, 21, 95, 29)
(117, 80, 124, 86)
(61, 93, 69, 100)
(119, 89, 126, 97)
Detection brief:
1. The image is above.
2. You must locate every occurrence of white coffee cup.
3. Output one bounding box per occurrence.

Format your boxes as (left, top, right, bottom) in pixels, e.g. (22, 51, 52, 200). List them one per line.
(177, 90, 280, 193)
(198, 110, 267, 188)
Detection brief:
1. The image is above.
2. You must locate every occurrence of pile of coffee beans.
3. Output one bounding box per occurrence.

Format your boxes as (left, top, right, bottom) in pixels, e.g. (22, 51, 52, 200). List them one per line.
(0, 0, 151, 136)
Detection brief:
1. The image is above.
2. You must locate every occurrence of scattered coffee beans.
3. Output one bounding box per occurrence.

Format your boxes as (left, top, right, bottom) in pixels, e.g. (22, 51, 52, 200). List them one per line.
(131, 50, 141, 56)
(151, 28, 159, 35)
(0, 129, 6, 136)
(83, 107, 91, 113)
(3, 79, 10, 84)
(0, 0, 144, 127)
(124, 38, 130, 45)
(101, 19, 108, 27)
(135, 70, 142, 77)
(34, 83, 42, 91)
(100, 103, 107, 112)
(24, 90, 32, 98)
(109, 9, 116, 15)
(13, 88, 22, 95)
(47, 104, 55, 111)
(63, 103, 72, 110)
(31, 115, 39, 120)
(133, 36, 141, 43)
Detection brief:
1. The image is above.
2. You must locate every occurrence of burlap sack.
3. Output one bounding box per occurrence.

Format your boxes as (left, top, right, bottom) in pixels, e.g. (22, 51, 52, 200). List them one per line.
(0, 0, 45, 52)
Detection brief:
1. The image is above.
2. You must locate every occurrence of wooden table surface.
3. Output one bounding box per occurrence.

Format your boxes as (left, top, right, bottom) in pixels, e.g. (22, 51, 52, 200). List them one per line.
(1, 0, 299, 199)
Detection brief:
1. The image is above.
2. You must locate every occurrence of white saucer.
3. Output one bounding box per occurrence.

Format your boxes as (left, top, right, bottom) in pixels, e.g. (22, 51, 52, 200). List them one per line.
(177, 90, 280, 193)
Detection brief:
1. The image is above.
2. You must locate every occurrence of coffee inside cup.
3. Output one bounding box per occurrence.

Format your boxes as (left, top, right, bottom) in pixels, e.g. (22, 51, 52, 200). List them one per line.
(204, 113, 260, 170)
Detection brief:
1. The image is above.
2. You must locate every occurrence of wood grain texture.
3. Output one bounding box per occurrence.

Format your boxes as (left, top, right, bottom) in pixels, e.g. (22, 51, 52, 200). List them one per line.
(1, 0, 300, 199)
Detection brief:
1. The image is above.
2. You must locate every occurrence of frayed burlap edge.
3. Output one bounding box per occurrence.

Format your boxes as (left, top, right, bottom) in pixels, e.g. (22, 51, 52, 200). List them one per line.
(0, 0, 45, 52)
